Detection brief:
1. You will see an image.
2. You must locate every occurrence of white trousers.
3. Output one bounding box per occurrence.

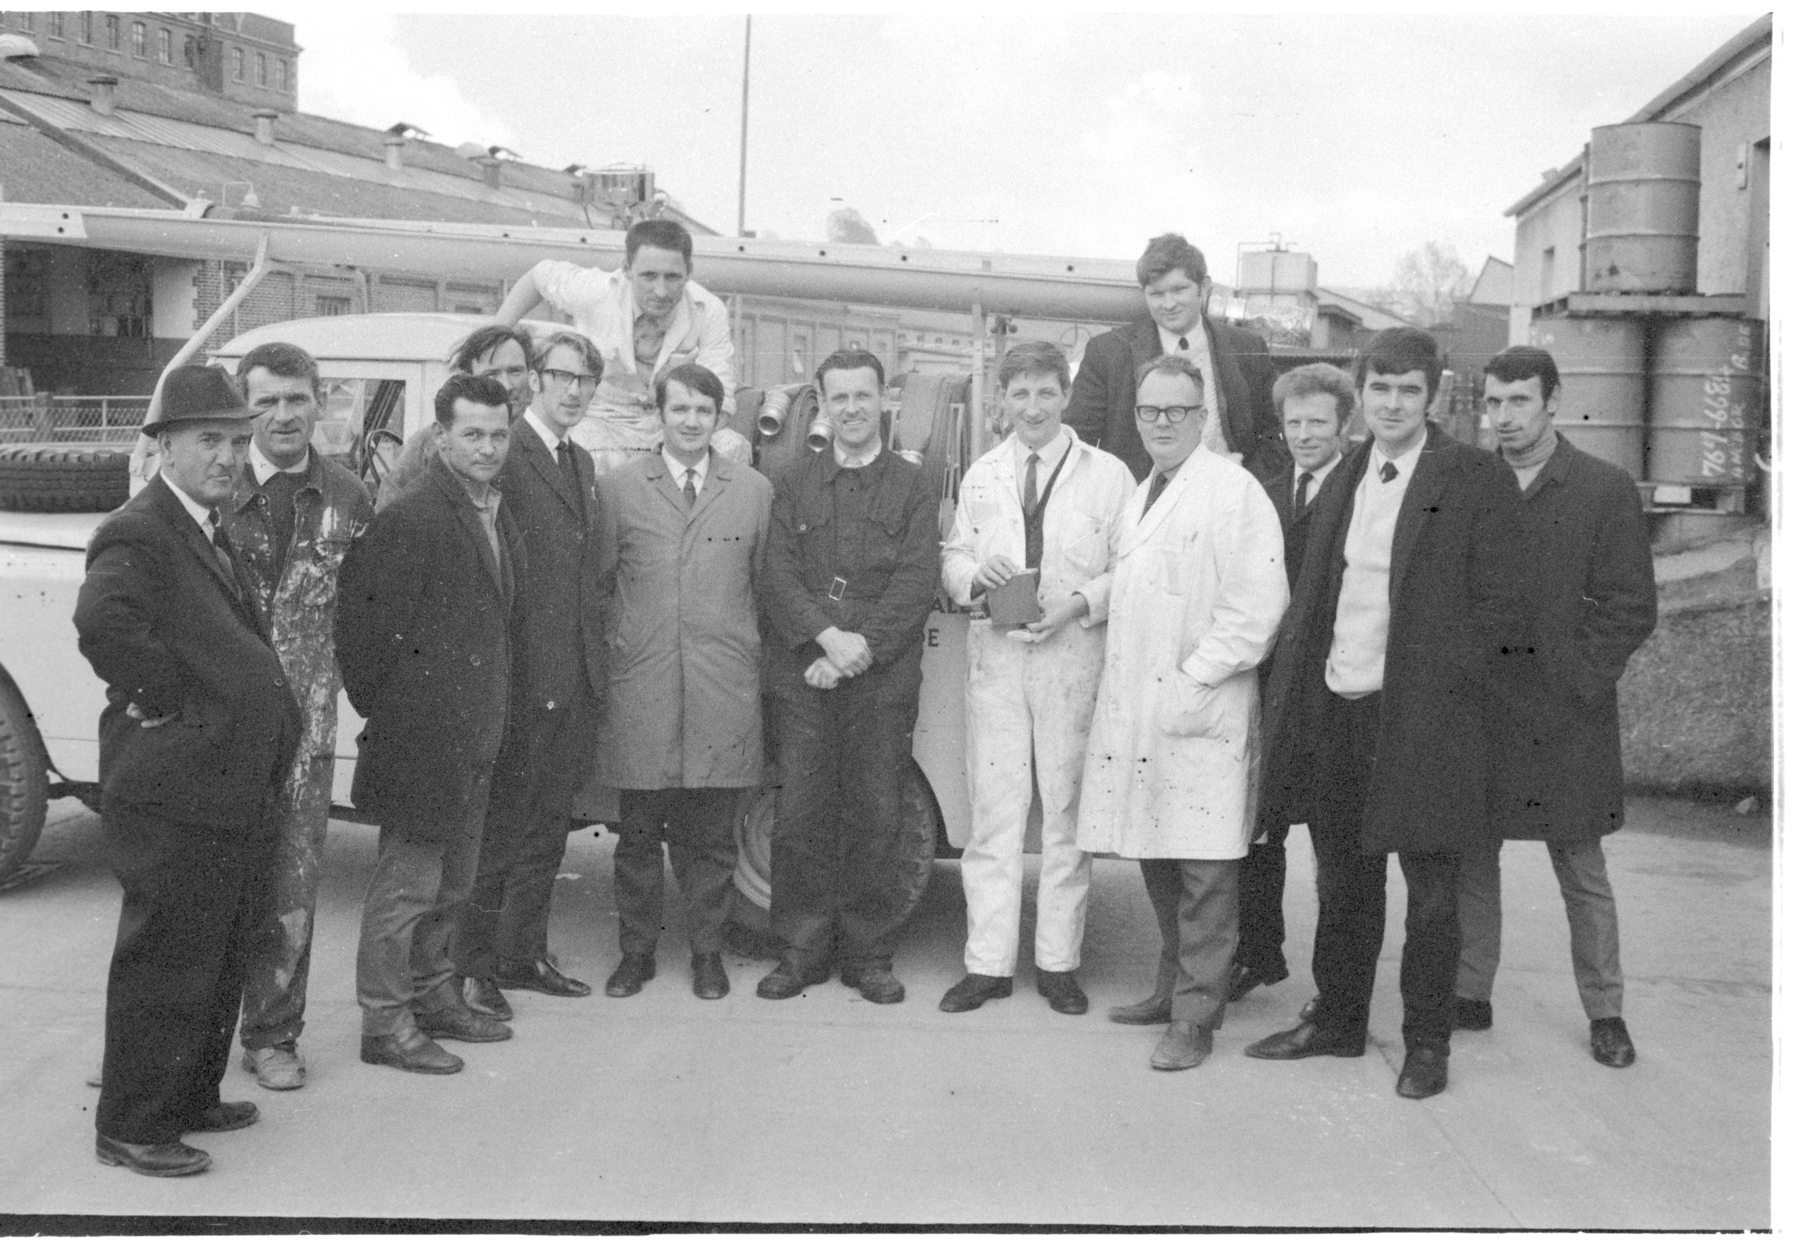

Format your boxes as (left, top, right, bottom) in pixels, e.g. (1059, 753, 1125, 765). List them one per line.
(960, 619, 1103, 977)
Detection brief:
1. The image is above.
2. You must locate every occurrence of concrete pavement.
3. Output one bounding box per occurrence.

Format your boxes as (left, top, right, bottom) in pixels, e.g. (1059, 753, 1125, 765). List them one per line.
(0, 795, 1772, 1227)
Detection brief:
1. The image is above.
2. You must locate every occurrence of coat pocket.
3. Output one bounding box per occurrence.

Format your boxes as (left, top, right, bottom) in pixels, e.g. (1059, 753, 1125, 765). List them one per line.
(1156, 673, 1245, 758)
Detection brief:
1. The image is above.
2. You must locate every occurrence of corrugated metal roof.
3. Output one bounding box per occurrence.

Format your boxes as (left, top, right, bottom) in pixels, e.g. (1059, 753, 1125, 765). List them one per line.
(0, 125, 170, 209)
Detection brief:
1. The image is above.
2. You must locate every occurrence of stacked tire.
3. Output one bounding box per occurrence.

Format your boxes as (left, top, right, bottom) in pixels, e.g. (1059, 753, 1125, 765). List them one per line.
(0, 445, 131, 513)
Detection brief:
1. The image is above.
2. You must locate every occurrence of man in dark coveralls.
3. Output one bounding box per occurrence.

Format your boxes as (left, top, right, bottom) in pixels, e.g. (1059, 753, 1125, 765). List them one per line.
(756, 348, 939, 1005)
(75, 364, 301, 1176)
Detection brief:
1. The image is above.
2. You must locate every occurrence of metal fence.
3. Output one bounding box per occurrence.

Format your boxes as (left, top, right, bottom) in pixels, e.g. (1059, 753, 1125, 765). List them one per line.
(0, 396, 151, 444)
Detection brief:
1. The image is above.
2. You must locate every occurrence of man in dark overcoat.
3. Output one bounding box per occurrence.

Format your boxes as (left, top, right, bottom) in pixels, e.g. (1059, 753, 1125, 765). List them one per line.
(454, 331, 610, 1018)
(75, 365, 301, 1176)
(336, 373, 524, 1075)
(1453, 346, 1657, 1069)
(1245, 328, 1530, 1100)
(1066, 232, 1287, 482)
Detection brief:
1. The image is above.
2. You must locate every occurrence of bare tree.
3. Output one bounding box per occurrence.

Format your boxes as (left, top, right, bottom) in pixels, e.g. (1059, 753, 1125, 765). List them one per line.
(1369, 241, 1474, 327)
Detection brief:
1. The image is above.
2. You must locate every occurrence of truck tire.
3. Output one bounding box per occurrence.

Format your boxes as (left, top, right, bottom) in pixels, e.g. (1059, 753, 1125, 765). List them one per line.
(0, 675, 50, 882)
(0, 445, 130, 512)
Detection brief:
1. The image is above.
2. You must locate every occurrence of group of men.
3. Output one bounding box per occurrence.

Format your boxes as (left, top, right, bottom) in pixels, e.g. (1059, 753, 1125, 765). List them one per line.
(73, 222, 1656, 1179)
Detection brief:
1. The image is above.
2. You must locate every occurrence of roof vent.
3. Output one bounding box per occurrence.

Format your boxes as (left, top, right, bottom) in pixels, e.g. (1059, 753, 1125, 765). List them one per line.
(383, 133, 407, 171)
(474, 155, 503, 191)
(88, 75, 119, 117)
(251, 108, 278, 146)
(0, 33, 40, 60)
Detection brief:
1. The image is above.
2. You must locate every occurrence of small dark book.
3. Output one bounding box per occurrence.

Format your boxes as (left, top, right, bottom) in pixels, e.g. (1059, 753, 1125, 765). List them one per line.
(986, 569, 1043, 629)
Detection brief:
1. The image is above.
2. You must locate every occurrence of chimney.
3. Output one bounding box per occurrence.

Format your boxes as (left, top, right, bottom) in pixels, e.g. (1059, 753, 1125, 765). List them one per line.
(383, 134, 406, 171)
(251, 108, 278, 146)
(88, 75, 118, 117)
(475, 155, 502, 191)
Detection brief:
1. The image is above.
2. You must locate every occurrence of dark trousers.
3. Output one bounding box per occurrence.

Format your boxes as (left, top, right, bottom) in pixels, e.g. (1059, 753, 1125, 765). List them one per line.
(457, 685, 596, 978)
(1236, 815, 1289, 978)
(1309, 691, 1461, 1050)
(768, 653, 922, 973)
(98, 803, 273, 1144)
(1140, 857, 1240, 1028)
(614, 787, 742, 959)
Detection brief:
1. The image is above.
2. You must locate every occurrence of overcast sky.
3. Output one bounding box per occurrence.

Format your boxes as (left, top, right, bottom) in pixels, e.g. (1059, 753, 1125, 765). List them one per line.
(261, 7, 1760, 291)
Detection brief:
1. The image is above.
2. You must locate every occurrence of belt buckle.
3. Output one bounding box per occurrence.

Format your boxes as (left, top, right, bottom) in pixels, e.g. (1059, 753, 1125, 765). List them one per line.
(828, 576, 848, 602)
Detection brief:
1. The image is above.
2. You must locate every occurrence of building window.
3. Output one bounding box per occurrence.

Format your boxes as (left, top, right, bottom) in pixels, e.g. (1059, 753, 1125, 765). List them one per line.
(105, 14, 120, 50)
(79, 11, 92, 43)
(316, 296, 352, 317)
(232, 46, 244, 80)
(47, 12, 64, 39)
(183, 34, 196, 67)
(255, 51, 266, 86)
(158, 27, 171, 62)
(130, 20, 145, 57)
(277, 58, 288, 91)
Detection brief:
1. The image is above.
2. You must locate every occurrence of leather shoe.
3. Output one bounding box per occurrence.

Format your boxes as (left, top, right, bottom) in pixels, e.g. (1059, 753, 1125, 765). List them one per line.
(185, 1100, 259, 1132)
(1244, 1020, 1367, 1060)
(495, 956, 591, 997)
(840, 965, 906, 1005)
(96, 1134, 210, 1177)
(241, 1042, 305, 1090)
(1396, 1044, 1450, 1099)
(461, 975, 513, 1021)
(756, 960, 830, 1000)
(1227, 962, 1289, 1002)
(1299, 995, 1319, 1022)
(1036, 970, 1088, 1015)
(415, 1004, 512, 1043)
(605, 953, 657, 997)
(1454, 996, 1493, 1031)
(1590, 1017, 1636, 1068)
(1107, 993, 1172, 1026)
(692, 952, 730, 1000)
(1150, 1020, 1212, 1071)
(938, 973, 1013, 1013)
(359, 1029, 463, 1074)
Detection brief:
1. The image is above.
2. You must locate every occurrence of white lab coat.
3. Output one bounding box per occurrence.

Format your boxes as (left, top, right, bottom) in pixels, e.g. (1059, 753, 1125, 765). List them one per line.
(1076, 447, 1288, 861)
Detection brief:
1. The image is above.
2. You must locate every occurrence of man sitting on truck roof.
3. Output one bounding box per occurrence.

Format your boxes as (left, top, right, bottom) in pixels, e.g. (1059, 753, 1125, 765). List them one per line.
(493, 218, 749, 475)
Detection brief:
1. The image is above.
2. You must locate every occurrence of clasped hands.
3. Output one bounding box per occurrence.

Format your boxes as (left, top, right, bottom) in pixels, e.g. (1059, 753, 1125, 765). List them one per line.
(806, 626, 873, 690)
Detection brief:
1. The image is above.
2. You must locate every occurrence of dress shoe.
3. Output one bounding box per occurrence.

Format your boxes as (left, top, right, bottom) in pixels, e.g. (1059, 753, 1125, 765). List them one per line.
(756, 960, 830, 1000)
(1227, 962, 1290, 1003)
(359, 1029, 463, 1075)
(1453, 996, 1493, 1031)
(415, 1004, 512, 1043)
(1036, 970, 1089, 1015)
(241, 1042, 305, 1090)
(1396, 1044, 1450, 1099)
(605, 953, 657, 998)
(1299, 995, 1319, 1022)
(185, 1100, 259, 1132)
(495, 956, 592, 997)
(461, 975, 513, 1021)
(938, 973, 1013, 1013)
(691, 952, 730, 1000)
(840, 965, 906, 1005)
(1107, 993, 1172, 1026)
(96, 1134, 210, 1177)
(1150, 1020, 1213, 1071)
(1590, 1017, 1637, 1068)
(1244, 1020, 1367, 1060)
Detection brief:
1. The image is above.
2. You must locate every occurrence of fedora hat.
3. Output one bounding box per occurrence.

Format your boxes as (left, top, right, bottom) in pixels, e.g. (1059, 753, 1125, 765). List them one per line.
(142, 365, 252, 435)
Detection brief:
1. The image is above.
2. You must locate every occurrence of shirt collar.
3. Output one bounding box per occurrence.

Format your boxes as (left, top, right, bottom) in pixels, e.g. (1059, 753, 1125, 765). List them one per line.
(1296, 451, 1342, 486)
(248, 439, 310, 486)
(834, 441, 881, 470)
(1013, 426, 1071, 476)
(1156, 320, 1208, 357)
(663, 447, 709, 488)
(1368, 432, 1427, 485)
(160, 471, 216, 530)
(523, 408, 564, 454)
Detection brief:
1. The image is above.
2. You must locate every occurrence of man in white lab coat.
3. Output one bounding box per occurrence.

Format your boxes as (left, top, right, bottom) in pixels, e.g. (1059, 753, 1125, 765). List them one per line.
(939, 341, 1136, 1016)
(1077, 355, 1288, 1071)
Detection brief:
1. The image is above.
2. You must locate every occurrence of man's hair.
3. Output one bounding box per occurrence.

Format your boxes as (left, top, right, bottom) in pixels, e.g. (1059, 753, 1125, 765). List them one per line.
(625, 218, 694, 270)
(996, 340, 1070, 393)
(235, 341, 321, 399)
(1135, 353, 1207, 401)
(533, 330, 604, 381)
(452, 323, 534, 374)
(1483, 344, 1560, 399)
(1136, 233, 1208, 289)
(434, 372, 511, 426)
(815, 348, 886, 393)
(1355, 327, 1444, 402)
(656, 361, 726, 413)
(1272, 363, 1356, 428)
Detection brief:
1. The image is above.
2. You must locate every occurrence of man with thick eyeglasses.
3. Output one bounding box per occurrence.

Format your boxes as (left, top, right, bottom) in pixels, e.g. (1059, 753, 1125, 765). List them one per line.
(455, 332, 611, 1020)
(1079, 355, 1287, 1072)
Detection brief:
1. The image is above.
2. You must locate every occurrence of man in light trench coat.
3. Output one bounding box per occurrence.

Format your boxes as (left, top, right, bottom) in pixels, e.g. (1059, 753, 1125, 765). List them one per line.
(593, 361, 772, 1001)
(1076, 355, 1288, 1071)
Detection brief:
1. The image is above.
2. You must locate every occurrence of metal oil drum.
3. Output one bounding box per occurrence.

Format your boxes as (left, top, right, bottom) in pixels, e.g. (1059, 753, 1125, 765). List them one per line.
(1585, 123, 1702, 295)
(1647, 317, 1764, 484)
(1529, 314, 1647, 478)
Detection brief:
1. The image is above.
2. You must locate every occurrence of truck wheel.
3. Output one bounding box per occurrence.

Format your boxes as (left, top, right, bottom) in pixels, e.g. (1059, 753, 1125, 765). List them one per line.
(0, 445, 130, 512)
(0, 676, 50, 882)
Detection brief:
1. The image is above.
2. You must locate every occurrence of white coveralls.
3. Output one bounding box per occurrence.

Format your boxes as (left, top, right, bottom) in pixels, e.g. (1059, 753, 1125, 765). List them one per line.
(941, 431, 1137, 977)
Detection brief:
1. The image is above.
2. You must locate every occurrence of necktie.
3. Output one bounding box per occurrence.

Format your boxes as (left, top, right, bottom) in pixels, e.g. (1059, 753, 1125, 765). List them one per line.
(206, 509, 241, 596)
(1294, 470, 1314, 511)
(683, 468, 698, 509)
(557, 440, 585, 517)
(1177, 336, 1190, 351)
(1022, 452, 1039, 515)
(1142, 470, 1169, 519)
(1379, 460, 1399, 484)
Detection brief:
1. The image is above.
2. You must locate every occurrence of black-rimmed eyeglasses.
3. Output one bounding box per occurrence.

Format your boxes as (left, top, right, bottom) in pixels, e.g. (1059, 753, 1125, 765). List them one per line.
(1134, 404, 1204, 424)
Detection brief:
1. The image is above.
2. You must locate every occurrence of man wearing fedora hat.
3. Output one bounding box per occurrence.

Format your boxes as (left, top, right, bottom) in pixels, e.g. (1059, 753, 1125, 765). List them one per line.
(75, 365, 303, 1177)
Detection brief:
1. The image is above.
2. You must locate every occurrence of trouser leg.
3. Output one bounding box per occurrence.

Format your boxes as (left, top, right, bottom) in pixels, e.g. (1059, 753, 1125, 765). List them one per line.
(1454, 835, 1504, 1002)
(1397, 850, 1462, 1049)
(496, 689, 596, 964)
(455, 715, 534, 980)
(768, 669, 838, 969)
(1549, 838, 1624, 1019)
(1024, 633, 1098, 975)
(1139, 858, 1184, 997)
(357, 828, 446, 1037)
(614, 789, 670, 959)
(961, 630, 1032, 977)
(834, 660, 922, 972)
(1308, 692, 1387, 1038)
(1236, 816, 1290, 978)
(412, 766, 490, 1014)
(663, 788, 743, 957)
(239, 753, 332, 1050)
(1168, 859, 1241, 1028)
